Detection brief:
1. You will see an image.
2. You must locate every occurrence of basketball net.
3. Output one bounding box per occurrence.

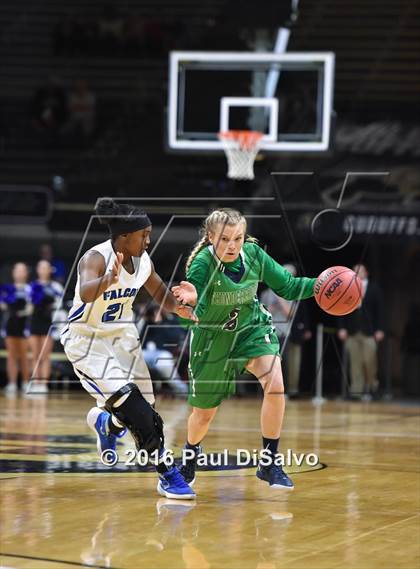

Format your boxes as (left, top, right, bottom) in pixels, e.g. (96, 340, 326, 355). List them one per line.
(218, 130, 263, 180)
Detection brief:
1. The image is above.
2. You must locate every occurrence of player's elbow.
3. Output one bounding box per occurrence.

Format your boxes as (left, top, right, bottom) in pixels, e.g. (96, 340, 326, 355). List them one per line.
(278, 288, 296, 301)
(79, 292, 91, 304)
(79, 287, 96, 304)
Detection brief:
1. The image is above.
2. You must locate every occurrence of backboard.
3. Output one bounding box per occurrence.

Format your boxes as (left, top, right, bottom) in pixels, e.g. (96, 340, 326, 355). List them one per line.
(168, 51, 335, 152)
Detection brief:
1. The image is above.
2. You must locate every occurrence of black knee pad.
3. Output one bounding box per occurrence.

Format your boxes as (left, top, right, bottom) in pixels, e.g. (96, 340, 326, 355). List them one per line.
(105, 383, 164, 453)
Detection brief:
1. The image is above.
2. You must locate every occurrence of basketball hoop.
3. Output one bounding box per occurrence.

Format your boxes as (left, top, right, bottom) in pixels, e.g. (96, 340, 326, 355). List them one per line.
(218, 130, 263, 180)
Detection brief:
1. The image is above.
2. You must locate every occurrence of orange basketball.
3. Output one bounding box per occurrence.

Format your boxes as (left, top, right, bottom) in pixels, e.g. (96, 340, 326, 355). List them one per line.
(314, 266, 362, 316)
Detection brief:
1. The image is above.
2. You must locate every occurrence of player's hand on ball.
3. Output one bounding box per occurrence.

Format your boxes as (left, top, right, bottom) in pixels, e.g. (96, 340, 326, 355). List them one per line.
(109, 252, 123, 284)
(174, 304, 198, 322)
(171, 281, 198, 306)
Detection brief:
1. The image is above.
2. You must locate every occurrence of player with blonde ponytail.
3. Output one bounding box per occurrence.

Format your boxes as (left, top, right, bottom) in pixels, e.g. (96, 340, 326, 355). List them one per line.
(172, 207, 316, 492)
(185, 209, 256, 272)
(185, 234, 210, 273)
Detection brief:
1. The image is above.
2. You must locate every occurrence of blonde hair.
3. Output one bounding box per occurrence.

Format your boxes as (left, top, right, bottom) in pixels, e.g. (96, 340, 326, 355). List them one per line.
(185, 208, 256, 272)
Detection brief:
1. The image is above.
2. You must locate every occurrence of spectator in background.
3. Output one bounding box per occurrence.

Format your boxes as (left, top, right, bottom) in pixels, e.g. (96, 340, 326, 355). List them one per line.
(260, 274, 291, 386)
(65, 80, 96, 139)
(31, 76, 67, 135)
(39, 243, 66, 284)
(0, 263, 32, 395)
(287, 303, 312, 397)
(29, 260, 64, 394)
(138, 304, 188, 396)
(337, 263, 385, 400)
(285, 264, 312, 397)
(260, 263, 312, 396)
(98, 4, 125, 53)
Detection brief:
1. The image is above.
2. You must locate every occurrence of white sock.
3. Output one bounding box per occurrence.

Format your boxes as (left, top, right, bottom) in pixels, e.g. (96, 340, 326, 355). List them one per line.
(86, 407, 125, 435)
(86, 407, 103, 430)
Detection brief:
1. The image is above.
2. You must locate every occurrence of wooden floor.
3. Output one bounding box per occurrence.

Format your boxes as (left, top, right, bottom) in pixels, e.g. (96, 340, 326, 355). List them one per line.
(0, 393, 419, 569)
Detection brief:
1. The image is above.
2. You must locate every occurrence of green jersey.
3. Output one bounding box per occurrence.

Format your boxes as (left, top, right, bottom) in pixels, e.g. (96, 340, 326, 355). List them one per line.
(183, 242, 315, 408)
(187, 241, 315, 333)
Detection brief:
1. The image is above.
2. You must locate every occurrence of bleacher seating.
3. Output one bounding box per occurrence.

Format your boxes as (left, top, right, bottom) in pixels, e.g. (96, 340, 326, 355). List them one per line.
(289, 0, 420, 113)
(0, 0, 419, 200)
(0, 1, 227, 192)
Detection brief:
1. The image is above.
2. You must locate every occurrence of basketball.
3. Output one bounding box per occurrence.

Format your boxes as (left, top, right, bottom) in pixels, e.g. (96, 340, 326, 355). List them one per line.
(314, 266, 362, 316)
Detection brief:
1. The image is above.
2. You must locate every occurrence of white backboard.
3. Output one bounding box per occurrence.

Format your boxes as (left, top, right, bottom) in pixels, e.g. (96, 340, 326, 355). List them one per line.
(168, 51, 335, 152)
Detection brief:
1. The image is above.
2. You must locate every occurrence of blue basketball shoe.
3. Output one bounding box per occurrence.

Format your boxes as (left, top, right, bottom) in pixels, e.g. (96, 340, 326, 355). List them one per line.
(256, 463, 294, 490)
(87, 407, 126, 465)
(157, 466, 196, 500)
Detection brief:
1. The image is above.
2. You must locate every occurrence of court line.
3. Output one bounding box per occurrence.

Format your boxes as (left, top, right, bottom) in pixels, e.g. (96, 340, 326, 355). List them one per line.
(286, 513, 420, 564)
(0, 552, 123, 569)
(0, 476, 21, 480)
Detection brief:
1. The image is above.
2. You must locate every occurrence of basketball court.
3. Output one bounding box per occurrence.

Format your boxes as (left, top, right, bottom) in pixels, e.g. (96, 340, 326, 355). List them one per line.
(1, 394, 419, 568)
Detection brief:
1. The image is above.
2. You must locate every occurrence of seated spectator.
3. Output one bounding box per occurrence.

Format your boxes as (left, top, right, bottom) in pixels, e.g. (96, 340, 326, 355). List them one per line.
(64, 80, 96, 138)
(98, 4, 125, 53)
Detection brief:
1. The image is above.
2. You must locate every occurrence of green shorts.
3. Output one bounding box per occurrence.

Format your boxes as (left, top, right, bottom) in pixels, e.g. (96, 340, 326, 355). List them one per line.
(188, 324, 280, 408)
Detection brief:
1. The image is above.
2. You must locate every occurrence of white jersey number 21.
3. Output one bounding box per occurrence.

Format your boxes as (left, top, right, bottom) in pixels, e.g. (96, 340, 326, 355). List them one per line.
(102, 303, 124, 322)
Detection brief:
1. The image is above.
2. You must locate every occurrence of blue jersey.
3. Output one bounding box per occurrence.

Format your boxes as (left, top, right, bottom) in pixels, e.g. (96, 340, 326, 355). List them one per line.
(0, 283, 32, 337)
(1, 283, 32, 313)
(30, 280, 63, 317)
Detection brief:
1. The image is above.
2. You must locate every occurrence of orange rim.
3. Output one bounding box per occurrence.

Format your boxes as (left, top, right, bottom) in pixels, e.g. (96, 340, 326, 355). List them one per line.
(218, 130, 264, 150)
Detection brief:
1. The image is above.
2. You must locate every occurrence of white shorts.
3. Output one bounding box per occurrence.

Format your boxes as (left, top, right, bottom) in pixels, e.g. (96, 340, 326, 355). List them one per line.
(61, 325, 154, 408)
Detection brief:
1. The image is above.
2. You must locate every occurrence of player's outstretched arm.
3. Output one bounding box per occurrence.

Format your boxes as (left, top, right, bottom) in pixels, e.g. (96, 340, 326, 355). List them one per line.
(144, 264, 197, 322)
(79, 250, 122, 303)
(259, 248, 315, 300)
